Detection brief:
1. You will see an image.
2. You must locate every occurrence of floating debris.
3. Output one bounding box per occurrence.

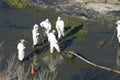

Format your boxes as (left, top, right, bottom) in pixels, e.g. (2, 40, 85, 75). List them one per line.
(97, 39, 107, 48)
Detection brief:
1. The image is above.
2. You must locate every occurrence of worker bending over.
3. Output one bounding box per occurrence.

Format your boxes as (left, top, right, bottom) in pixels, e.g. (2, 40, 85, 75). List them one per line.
(40, 19, 51, 34)
(47, 30, 60, 53)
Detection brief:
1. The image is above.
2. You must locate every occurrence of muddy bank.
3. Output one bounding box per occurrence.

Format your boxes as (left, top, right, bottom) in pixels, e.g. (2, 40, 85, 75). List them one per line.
(21, 0, 120, 20)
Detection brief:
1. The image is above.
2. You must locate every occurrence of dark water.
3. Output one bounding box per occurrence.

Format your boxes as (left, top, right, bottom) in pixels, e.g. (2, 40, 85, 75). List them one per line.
(0, 0, 120, 80)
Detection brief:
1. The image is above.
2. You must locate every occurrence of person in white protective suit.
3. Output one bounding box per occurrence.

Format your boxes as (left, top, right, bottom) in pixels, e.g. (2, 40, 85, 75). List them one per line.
(56, 16, 64, 39)
(116, 20, 120, 43)
(17, 39, 26, 61)
(47, 30, 60, 53)
(32, 24, 40, 48)
(40, 19, 51, 34)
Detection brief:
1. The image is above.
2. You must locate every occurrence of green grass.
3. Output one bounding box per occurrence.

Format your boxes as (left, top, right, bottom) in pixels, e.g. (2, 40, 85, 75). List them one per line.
(74, 29, 88, 42)
(5, 0, 28, 9)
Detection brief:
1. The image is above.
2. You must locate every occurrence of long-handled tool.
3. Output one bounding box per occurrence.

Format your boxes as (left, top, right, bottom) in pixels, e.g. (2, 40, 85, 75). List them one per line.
(108, 28, 116, 47)
(98, 28, 116, 48)
(39, 27, 48, 48)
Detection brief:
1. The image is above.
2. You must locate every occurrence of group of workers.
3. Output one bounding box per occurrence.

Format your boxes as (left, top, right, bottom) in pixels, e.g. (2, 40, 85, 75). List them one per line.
(16, 16, 120, 62)
(17, 16, 64, 61)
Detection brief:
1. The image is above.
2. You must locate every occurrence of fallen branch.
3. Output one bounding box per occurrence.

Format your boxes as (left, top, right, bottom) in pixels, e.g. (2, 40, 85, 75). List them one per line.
(67, 51, 120, 74)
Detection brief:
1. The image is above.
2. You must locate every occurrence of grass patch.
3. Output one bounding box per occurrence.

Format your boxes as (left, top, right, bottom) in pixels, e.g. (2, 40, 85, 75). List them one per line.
(5, 0, 28, 9)
(74, 29, 88, 42)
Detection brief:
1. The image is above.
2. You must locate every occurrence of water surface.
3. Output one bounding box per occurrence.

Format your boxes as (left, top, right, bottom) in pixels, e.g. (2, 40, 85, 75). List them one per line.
(0, 1, 120, 80)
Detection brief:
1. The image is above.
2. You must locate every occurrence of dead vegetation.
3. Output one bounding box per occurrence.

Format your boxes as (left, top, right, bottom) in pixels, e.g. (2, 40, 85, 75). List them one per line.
(0, 40, 58, 80)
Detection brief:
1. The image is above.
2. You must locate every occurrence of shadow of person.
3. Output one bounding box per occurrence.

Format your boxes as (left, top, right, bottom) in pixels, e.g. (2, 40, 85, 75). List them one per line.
(66, 25, 84, 38)
(60, 36, 76, 51)
(59, 25, 84, 51)
(64, 26, 71, 32)
(23, 47, 44, 62)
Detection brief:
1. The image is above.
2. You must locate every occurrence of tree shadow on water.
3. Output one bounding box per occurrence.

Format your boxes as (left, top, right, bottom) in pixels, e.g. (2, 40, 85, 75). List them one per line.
(60, 36, 76, 51)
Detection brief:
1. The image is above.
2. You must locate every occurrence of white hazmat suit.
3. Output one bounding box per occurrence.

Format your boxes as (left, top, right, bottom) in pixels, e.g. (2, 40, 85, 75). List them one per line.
(17, 39, 26, 61)
(56, 17, 64, 39)
(116, 20, 120, 43)
(40, 19, 51, 34)
(32, 24, 40, 46)
(47, 30, 60, 53)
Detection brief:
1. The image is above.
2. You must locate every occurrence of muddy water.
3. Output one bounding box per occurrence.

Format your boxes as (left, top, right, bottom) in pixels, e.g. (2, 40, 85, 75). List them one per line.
(0, 0, 120, 80)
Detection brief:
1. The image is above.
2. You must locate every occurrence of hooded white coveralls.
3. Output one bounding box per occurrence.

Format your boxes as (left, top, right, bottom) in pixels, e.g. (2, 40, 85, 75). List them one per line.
(40, 19, 51, 34)
(47, 31, 60, 53)
(32, 24, 40, 45)
(56, 17, 64, 39)
(17, 41, 26, 61)
(116, 20, 120, 43)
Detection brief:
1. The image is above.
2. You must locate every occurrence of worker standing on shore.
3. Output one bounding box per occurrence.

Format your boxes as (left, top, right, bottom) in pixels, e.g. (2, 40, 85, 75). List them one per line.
(56, 16, 64, 39)
(116, 20, 120, 43)
(32, 24, 40, 48)
(17, 39, 26, 61)
(47, 30, 60, 53)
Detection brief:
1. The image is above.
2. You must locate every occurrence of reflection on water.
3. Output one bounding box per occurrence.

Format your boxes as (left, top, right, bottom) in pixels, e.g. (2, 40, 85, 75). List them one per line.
(17, 63, 25, 80)
(116, 45, 120, 67)
(42, 52, 64, 72)
(32, 53, 39, 67)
